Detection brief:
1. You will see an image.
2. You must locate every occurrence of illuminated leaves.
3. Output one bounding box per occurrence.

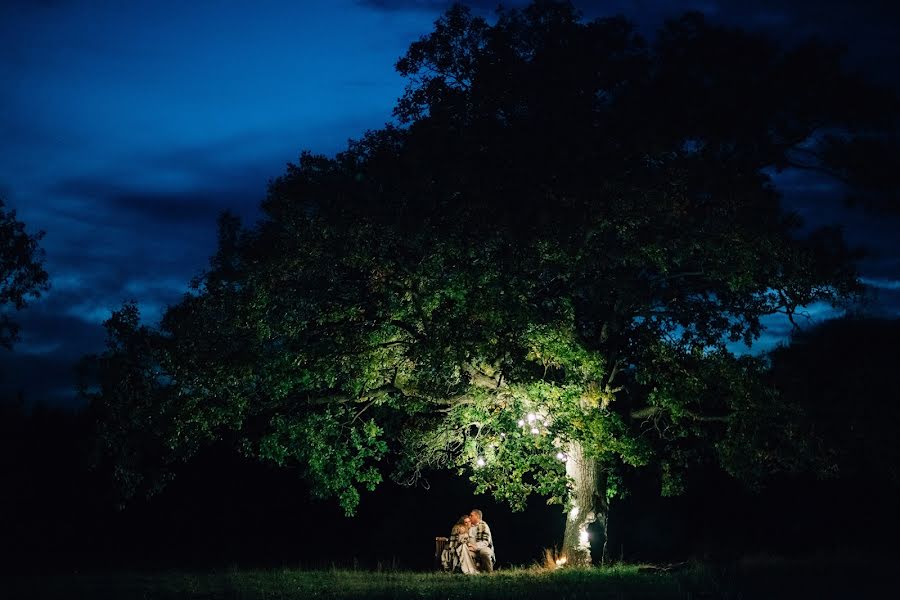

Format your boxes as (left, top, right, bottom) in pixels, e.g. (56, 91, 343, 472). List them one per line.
(257, 409, 387, 516)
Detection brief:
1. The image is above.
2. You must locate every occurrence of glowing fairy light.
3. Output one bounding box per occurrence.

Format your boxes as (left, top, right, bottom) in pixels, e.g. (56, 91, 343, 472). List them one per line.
(555, 557, 567, 568)
(476, 457, 486, 467)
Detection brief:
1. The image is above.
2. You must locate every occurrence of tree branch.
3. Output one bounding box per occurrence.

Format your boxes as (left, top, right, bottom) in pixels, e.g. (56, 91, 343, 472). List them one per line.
(605, 359, 624, 391)
(432, 394, 477, 413)
(465, 364, 507, 390)
(630, 405, 731, 423)
(389, 319, 426, 341)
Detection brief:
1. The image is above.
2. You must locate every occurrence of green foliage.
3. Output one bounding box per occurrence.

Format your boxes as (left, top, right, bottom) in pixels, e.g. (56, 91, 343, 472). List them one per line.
(79, 303, 179, 502)
(82, 2, 896, 516)
(256, 409, 387, 515)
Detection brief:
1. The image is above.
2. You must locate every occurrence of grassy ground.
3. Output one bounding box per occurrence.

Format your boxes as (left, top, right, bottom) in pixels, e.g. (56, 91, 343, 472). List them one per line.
(2, 558, 893, 599)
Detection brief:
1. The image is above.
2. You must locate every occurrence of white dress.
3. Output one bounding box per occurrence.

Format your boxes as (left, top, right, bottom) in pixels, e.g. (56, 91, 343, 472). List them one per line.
(454, 534, 479, 574)
(443, 531, 478, 574)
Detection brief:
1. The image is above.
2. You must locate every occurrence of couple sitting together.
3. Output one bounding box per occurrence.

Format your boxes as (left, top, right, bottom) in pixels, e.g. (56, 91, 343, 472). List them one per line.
(443, 508, 496, 574)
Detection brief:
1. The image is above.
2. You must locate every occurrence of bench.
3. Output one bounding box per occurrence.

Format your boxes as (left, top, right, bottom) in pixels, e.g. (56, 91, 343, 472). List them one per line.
(434, 536, 449, 570)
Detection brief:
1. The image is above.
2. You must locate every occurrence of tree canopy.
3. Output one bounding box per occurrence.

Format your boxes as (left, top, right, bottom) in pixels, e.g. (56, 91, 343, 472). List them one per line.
(84, 1, 897, 562)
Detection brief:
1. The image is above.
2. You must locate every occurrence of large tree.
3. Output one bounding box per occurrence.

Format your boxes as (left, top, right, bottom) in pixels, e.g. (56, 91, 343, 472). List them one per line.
(86, 3, 897, 564)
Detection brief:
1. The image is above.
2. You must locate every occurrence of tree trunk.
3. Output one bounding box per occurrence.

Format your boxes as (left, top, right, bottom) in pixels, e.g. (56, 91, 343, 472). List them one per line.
(561, 440, 609, 566)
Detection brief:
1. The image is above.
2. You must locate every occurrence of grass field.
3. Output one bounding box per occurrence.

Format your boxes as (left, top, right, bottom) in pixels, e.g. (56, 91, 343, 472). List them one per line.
(2, 558, 893, 599)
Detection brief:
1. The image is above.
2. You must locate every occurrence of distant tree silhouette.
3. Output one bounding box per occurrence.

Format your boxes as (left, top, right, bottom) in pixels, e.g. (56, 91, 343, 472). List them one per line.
(84, 2, 898, 564)
(769, 318, 900, 485)
(78, 302, 179, 504)
(0, 198, 49, 349)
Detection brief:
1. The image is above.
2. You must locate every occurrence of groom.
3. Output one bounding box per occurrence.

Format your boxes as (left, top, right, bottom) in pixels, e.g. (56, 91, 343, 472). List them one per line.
(466, 508, 495, 573)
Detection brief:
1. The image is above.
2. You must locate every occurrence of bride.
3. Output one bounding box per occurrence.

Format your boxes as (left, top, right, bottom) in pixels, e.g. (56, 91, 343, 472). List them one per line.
(445, 515, 479, 574)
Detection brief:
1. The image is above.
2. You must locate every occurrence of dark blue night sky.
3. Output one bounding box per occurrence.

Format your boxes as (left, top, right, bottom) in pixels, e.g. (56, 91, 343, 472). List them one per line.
(1, 0, 899, 405)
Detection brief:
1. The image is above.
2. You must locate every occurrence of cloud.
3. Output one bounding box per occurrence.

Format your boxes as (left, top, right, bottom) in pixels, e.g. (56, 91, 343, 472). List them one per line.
(13, 308, 105, 355)
(49, 178, 259, 229)
(861, 277, 900, 291)
(1, 166, 259, 405)
(0, 305, 108, 407)
(769, 169, 900, 313)
(860, 285, 900, 319)
(729, 301, 850, 356)
(1, 109, 402, 410)
(357, 0, 511, 13)
(0, 348, 84, 407)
